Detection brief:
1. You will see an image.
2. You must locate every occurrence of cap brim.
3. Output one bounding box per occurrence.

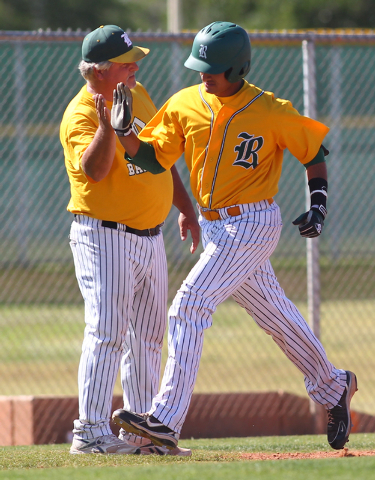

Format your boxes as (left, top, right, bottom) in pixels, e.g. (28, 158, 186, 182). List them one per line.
(184, 54, 227, 74)
(109, 46, 149, 63)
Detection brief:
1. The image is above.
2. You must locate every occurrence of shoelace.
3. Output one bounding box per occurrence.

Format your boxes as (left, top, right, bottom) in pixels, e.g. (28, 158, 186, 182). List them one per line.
(327, 402, 345, 425)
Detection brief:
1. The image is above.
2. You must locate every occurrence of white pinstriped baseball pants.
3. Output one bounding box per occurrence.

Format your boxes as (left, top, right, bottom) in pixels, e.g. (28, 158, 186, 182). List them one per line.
(150, 200, 347, 434)
(69, 215, 168, 439)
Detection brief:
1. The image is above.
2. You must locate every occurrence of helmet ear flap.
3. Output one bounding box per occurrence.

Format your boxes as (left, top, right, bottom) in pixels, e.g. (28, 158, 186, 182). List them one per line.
(226, 60, 251, 83)
(224, 67, 233, 80)
(239, 60, 250, 78)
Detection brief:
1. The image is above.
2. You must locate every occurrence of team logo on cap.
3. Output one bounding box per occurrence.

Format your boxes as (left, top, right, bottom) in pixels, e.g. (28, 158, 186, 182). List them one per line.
(199, 44, 207, 58)
(233, 132, 264, 169)
(121, 32, 132, 47)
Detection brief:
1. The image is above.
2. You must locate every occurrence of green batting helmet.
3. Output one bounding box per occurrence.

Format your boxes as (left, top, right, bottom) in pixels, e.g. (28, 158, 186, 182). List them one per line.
(184, 21, 251, 83)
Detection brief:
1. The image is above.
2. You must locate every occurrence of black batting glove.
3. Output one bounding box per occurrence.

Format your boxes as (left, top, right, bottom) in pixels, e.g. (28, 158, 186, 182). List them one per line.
(293, 208, 325, 238)
(111, 82, 133, 136)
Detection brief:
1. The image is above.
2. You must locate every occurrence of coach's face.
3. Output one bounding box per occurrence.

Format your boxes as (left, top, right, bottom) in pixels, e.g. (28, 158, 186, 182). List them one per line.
(200, 71, 243, 97)
(103, 61, 139, 90)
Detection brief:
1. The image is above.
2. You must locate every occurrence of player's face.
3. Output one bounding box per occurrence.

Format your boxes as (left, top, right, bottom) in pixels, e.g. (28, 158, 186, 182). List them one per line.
(200, 71, 243, 97)
(105, 61, 139, 89)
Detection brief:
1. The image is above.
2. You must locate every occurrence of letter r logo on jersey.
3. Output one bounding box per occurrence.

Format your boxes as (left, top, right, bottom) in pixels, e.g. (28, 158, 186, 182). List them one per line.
(233, 132, 264, 169)
(199, 45, 208, 59)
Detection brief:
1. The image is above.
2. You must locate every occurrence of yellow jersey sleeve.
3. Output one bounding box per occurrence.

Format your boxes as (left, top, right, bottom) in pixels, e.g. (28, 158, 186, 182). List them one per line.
(138, 96, 186, 170)
(270, 95, 329, 165)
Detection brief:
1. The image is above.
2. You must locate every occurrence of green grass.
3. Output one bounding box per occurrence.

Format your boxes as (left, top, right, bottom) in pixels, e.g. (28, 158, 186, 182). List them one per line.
(1, 258, 374, 304)
(0, 434, 375, 479)
(0, 299, 374, 415)
(197, 298, 375, 415)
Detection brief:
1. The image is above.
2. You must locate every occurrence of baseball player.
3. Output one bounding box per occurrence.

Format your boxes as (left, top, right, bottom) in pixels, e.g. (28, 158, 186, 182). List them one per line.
(60, 25, 199, 456)
(110, 21, 357, 451)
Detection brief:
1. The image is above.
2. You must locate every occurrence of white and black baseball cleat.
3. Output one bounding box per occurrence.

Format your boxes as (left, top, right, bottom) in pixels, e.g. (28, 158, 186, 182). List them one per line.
(137, 442, 191, 456)
(327, 370, 358, 450)
(69, 434, 141, 454)
(118, 432, 191, 456)
(139, 443, 191, 456)
(112, 409, 178, 450)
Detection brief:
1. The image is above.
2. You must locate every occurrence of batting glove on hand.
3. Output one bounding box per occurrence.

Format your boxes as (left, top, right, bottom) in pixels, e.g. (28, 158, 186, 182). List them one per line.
(111, 82, 133, 136)
(292, 209, 325, 238)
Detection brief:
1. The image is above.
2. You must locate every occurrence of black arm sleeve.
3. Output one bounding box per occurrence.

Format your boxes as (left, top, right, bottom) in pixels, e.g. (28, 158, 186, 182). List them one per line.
(125, 141, 166, 175)
(309, 177, 328, 218)
(303, 145, 328, 169)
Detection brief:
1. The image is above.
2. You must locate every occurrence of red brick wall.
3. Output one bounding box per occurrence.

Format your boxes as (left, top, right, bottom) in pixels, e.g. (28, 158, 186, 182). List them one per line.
(0, 393, 373, 446)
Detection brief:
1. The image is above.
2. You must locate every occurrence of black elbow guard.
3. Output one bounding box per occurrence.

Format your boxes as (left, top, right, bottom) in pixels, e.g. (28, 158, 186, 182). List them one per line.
(125, 142, 166, 175)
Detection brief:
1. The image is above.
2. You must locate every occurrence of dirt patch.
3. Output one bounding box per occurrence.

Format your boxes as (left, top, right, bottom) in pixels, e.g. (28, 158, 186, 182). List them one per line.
(239, 448, 375, 461)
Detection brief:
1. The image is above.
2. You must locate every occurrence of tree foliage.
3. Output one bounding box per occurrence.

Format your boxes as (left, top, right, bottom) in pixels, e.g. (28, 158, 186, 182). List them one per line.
(0, 0, 374, 31)
(182, 0, 375, 31)
(0, 0, 133, 31)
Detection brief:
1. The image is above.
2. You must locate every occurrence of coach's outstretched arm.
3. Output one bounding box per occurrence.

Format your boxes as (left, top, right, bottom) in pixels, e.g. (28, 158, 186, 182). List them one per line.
(111, 82, 165, 174)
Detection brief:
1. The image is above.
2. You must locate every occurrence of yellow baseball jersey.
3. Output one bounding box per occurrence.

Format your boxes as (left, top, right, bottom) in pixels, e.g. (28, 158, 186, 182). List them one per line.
(139, 81, 329, 209)
(60, 82, 173, 229)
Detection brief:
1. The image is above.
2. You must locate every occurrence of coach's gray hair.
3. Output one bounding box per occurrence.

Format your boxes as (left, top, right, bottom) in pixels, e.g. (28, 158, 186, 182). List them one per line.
(78, 60, 112, 80)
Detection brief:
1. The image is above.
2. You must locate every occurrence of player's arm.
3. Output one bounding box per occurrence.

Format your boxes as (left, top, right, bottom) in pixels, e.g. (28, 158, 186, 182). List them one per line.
(111, 82, 166, 174)
(292, 146, 328, 238)
(81, 94, 117, 182)
(171, 166, 200, 254)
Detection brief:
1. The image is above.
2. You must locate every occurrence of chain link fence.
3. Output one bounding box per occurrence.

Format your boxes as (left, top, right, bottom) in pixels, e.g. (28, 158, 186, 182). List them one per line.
(0, 30, 374, 418)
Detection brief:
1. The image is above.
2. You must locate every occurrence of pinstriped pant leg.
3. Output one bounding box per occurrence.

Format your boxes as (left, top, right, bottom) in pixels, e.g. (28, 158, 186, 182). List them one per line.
(232, 261, 347, 409)
(69, 218, 153, 439)
(120, 232, 168, 415)
(150, 204, 283, 433)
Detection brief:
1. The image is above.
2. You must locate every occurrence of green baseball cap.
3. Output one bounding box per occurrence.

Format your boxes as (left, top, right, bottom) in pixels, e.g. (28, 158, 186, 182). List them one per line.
(82, 25, 149, 63)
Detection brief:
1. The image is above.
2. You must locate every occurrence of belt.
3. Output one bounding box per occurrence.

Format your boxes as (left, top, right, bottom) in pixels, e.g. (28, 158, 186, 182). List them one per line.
(200, 199, 274, 221)
(200, 205, 241, 221)
(101, 220, 161, 237)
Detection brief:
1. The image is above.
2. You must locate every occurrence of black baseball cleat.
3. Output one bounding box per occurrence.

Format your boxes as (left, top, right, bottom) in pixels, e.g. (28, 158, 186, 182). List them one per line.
(327, 370, 358, 450)
(112, 409, 178, 450)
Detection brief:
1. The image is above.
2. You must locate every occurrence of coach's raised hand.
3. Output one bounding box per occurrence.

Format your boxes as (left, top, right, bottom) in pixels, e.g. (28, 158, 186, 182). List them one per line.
(111, 82, 133, 136)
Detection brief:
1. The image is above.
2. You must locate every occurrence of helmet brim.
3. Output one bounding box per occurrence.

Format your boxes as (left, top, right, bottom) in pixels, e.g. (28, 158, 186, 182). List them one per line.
(184, 54, 229, 74)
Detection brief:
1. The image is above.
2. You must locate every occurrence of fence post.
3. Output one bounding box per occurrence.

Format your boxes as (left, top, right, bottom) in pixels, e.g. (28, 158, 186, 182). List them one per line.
(13, 41, 29, 265)
(302, 38, 321, 339)
(167, 0, 181, 33)
(328, 47, 343, 259)
(302, 38, 325, 433)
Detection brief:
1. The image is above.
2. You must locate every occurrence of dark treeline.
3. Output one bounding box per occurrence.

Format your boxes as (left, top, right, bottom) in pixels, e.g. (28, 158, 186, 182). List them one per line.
(0, 0, 374, 31)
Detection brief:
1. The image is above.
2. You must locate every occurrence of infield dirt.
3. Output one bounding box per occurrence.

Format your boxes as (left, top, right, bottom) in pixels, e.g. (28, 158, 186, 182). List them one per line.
(239, 447, 375, 461)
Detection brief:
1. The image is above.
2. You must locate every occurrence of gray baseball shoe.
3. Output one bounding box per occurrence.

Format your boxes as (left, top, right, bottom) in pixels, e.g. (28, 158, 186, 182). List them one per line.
(118, 431, 191, 456)
(112, 409, 178, 450)
(70, 433, 141, 454)
(139, 443, 192, 456)
(327, 370, 358, 450)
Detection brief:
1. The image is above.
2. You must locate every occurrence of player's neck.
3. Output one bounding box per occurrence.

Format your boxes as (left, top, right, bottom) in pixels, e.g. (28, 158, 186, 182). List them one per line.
(216, 79, 244, 98)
